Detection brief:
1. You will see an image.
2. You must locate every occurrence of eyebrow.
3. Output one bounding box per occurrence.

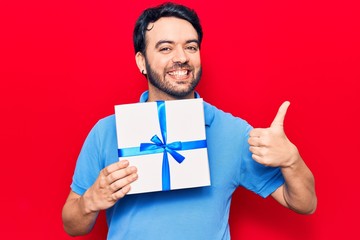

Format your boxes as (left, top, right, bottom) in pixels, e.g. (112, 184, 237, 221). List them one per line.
(155, 39, 199, 49)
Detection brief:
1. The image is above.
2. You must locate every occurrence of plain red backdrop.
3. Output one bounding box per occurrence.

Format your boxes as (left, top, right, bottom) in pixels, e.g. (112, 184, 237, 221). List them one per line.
(1, 0, 359, 239)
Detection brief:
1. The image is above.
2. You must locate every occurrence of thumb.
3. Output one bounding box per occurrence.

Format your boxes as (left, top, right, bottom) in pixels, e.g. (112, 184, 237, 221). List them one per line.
(270, 101, 290, 128)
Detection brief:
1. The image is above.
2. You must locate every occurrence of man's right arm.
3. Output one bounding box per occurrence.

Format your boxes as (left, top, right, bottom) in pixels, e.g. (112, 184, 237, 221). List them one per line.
(62, 160, 138, 236)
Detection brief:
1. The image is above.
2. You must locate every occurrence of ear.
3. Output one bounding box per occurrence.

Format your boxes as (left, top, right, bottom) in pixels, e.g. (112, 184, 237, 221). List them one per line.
(135, 52, 146, 75)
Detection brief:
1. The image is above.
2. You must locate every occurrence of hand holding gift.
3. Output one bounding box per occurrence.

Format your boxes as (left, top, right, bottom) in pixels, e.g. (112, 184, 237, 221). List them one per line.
(82, 160, 138, 212)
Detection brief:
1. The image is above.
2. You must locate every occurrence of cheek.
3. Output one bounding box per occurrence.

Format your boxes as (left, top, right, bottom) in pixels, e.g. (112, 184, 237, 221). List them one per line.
(191, 54, 201, 67)
(151, 59, 171, 72)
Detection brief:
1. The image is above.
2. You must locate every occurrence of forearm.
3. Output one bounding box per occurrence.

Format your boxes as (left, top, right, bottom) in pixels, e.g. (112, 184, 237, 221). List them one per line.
(280, 153, 317, 214)
(62, 191, 99, 236)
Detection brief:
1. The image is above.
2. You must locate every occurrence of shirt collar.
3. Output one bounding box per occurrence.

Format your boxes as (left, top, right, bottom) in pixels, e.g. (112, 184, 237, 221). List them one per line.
(139, 91, 214, 127)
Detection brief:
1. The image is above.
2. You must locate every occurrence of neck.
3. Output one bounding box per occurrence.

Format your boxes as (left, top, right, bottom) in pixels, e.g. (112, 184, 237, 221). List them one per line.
(147, 87, 195, 102)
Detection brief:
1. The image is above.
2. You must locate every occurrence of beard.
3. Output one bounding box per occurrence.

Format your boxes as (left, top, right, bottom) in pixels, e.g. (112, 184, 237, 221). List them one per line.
(145, 59, 202, 98)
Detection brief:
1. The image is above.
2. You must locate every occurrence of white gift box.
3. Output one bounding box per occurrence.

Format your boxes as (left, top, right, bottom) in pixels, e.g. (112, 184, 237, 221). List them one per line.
(115, 98, 211, 194)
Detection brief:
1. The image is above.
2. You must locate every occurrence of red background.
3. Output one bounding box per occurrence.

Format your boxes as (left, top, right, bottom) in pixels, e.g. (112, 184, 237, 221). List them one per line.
(1, 0, 359, 239)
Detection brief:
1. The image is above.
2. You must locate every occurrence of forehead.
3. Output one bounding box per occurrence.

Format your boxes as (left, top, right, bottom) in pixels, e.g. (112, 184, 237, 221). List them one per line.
(145, 17, 198, 46)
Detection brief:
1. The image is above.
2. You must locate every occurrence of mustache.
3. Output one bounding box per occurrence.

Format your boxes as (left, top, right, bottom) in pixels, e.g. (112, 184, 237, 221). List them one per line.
(167, 62, 192, 71)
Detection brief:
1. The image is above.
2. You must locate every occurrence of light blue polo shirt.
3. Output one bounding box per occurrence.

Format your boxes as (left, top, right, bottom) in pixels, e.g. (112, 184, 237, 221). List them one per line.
(71, 91, 284, 240)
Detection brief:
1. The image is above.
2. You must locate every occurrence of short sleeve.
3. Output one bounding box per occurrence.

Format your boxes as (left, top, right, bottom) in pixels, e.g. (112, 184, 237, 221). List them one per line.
(70, 122, 104, 195)
(238, 125, 285, 198)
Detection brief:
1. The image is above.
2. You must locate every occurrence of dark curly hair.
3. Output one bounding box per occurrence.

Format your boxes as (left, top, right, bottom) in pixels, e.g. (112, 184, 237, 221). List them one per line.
(133, 2, 203, 54)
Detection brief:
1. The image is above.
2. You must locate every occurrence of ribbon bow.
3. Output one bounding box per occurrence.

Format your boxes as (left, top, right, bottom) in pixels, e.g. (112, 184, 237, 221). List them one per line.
(140, 134, 185, 163)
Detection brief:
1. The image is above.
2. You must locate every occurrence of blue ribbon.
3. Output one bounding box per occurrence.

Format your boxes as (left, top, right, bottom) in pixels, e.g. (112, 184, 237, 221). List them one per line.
(118, 101, 207, 191)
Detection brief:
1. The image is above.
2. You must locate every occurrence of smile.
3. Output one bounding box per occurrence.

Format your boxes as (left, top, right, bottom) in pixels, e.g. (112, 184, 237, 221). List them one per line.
(167, 70, 189, 77)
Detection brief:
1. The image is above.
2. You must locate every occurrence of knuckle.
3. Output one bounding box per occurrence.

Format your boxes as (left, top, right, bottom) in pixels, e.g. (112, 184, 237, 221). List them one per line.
(99, 175, 107, 187)
(111, 181, 121, 191)
(249, 146, 256, 153)
(105, 184, 113, 193)
(107, 172, 116, 183)
(102, 167, 110, 176)
(111, 193, 118, 201)
(126, 166, 136, 174)
(121, 185, 131, 195)
(118, 190, 126, 198)
(113, 190, 125, 200)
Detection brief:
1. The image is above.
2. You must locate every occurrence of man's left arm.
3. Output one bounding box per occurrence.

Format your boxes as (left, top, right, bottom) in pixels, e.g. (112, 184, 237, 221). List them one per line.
(271, 153, 317, 214)
(248, 101, 317, 214)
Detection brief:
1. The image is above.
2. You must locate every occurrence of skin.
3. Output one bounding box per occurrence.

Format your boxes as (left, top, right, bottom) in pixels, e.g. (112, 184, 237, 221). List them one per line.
(62, 16, 317, 236)
(62, 160, 138, 236)
(135, 17, 202, 101)
(249, 101, 317, 214)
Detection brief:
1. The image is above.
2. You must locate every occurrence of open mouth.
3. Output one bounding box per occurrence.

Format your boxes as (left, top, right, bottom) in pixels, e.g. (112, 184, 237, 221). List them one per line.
(167, 69, 190, 79)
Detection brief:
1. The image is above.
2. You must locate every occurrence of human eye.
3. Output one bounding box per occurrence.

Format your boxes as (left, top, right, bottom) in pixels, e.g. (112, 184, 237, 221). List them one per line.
(159, 46, 172, 53)
(186, 45, 199, 53)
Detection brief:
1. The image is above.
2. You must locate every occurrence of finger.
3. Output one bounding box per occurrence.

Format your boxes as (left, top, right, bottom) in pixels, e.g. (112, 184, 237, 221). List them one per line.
(103, 160, 129, 176)
(249, 146, 263, 156)
(109, 172, 138, 192)
(248, 136, 262, 147)
(111, 184, 132, 200)
(270, 101, 290, 128)
(107, 166, 137, 184)
(249, 128, 267, 137)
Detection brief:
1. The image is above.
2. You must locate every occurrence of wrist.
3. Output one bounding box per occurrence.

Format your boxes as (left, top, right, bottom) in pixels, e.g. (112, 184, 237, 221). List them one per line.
(81, 189, 98, 215)
(283, 144, 301, 169)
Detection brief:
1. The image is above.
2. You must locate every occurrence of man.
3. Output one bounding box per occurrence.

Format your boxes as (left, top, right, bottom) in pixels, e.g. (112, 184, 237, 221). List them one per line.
(62, 2, 317, 239)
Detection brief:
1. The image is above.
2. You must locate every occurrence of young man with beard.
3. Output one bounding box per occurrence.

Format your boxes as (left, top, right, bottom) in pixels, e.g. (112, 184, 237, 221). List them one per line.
(62, 2, 317, 239)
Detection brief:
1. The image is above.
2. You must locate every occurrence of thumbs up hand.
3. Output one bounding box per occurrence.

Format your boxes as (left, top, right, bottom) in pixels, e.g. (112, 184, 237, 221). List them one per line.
(248, 101, 299, 168)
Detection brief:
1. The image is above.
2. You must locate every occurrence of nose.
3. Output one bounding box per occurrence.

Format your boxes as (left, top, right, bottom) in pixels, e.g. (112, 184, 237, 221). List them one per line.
(172, 47, 188, 63)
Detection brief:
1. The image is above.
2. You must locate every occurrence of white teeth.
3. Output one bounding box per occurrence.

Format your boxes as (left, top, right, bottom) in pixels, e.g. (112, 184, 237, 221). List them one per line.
(168, 70, 188, 76)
